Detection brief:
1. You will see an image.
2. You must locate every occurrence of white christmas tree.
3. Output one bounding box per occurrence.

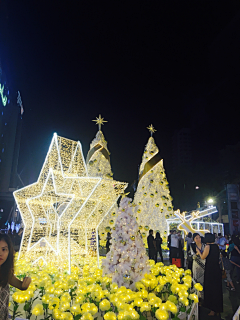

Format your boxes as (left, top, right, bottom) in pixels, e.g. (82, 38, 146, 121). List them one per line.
(134, 125, 174, 239)
(102, 196, 150, 290)
(86, 115, 118, 239)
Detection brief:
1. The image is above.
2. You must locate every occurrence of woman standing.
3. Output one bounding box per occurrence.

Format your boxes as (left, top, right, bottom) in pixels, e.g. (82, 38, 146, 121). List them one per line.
(197, 233, 223, 317)
(190, 233, 205, 286)
(155, 232, 163, 263)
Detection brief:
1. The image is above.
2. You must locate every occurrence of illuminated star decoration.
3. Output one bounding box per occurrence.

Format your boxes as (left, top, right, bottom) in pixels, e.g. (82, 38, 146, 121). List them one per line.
(14, 133, 127, 271)
(147, 124, 156, 136)
(92, 114, 108, 131)
(121, 192, 130, 199)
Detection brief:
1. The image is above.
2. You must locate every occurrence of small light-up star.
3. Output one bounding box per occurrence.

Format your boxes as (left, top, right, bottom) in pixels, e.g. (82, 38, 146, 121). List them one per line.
(147, 124, 156, 136)
(93, 114, 108, 131)
(121, 192, 130, 199)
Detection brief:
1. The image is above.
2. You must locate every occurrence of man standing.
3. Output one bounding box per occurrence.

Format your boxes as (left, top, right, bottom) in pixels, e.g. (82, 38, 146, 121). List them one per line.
(170, 230, 179, 263)
(168, 230, 173, 262)
(147, 229, 156, 260)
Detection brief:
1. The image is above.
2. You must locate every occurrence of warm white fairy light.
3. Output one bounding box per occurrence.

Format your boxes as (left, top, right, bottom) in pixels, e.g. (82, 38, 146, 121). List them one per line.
(86, 116, 119, 237)
(134, 130, 173, 238)
(14, 133, 127, 271)
(173, 210, 210, 236)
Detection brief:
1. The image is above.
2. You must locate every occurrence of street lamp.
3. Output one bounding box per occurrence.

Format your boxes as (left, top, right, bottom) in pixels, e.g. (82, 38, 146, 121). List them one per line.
(207, 198, 214, 204)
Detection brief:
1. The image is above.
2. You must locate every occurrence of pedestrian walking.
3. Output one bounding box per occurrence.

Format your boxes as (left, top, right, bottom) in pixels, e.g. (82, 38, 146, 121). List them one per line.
(220, 250, 235, 291)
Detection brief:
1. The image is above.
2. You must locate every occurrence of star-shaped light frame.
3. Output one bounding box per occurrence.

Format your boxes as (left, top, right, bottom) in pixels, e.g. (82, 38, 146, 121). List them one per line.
(14, 133, 127, 271)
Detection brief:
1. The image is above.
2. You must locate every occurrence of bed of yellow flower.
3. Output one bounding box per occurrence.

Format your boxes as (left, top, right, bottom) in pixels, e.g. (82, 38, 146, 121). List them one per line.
(10, 258, 202, 320)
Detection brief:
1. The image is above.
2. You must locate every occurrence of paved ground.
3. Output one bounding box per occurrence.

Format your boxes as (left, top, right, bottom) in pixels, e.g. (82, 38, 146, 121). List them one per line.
(199, 277, 240, 320)
(161, 258, 240, 320)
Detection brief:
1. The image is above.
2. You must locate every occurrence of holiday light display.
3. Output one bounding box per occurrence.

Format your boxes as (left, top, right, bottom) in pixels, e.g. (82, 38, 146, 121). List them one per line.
(0, 83, 7, 106)
(86, 115, 118, 239)
(167, 206, 224, 235)
(134, 125, 173, 238)
(173, 210, 210, 236)
(13, 133, 127, 270)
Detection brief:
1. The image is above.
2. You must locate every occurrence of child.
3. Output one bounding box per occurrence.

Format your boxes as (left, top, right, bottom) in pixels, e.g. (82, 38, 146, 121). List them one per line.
(220, 250, 235, 291)
(0, 233, 31, 319)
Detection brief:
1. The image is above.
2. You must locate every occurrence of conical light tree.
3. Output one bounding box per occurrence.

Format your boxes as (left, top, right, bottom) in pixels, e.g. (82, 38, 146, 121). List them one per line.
(134, 125, 174, 240)
(102, 196, 150, 290)
(86, 115, 119, 240)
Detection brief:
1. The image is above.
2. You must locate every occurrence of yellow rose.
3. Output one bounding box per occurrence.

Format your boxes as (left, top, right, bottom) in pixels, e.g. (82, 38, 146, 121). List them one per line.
(129, 310, 140, 319)
(89, 303, 98, 315)
(81, 302, 91, 313)
(194, 283, 203, 291)
(70, 304, 81, 315)
(82, 312, 94, 320)
(166, 301, 178, 314)
(59, 301, 70, 312)
(48, 297, 60, 310)
(32, 304, 44, 316)
(140, 302, 151, 313)
(104, 311, 117, 320)
(168, 295, 178, 304)
(135, 282, 145, 290)
(133, 298, 143, 307)
(52, 308, 63, 320)
(189, 293, 199, 304)
(100, 299, 111, 311)
(155, 309, 169, 320)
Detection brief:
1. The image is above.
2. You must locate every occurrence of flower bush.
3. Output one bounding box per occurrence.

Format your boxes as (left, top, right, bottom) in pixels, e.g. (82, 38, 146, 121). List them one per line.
(10, 257, 201, 320)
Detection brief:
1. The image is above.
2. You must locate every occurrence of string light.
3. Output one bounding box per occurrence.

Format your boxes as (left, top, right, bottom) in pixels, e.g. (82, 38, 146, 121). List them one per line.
(134, 128, 173, 239)
(0, 83, 7, 106)
(86, 116, 120, 238)
(173, 210, 210, 236)
(14, 133, 127, 271)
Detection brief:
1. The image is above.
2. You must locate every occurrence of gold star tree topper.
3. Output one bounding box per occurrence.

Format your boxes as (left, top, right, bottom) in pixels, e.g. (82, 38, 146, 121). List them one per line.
(93, 114, 108, 131)
(147, 124, 156, 136)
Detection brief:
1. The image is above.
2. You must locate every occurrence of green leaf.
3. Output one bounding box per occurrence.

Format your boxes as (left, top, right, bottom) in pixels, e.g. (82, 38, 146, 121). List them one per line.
(74, 315, 81, 320)
(140, 315, 147, 320)
(172, 317, 181, 320)
(43, 303, 48, 310)
(180, 306, 186, 312)
(186, 307, 191, 314)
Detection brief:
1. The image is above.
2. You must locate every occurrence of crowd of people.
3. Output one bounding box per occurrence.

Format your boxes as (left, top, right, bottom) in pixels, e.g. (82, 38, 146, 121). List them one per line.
(186, 232, 240, 317)
(146, 229, 240, 318)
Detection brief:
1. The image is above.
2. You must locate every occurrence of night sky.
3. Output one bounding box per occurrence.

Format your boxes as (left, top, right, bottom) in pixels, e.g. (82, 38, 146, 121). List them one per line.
(1, 1, 240, 206)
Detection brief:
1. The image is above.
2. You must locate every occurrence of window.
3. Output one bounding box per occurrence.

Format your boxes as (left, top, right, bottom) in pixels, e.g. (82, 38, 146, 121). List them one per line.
(231, 202, 238, 210)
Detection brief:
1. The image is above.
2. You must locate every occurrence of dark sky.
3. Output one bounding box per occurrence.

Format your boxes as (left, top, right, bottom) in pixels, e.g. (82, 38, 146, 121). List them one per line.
(1, 1, 240, 195)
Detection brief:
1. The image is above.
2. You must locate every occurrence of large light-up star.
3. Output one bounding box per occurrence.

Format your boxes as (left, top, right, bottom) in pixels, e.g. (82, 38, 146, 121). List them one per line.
(14, 133, 127, 271)
(92, 114, 108, 131)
